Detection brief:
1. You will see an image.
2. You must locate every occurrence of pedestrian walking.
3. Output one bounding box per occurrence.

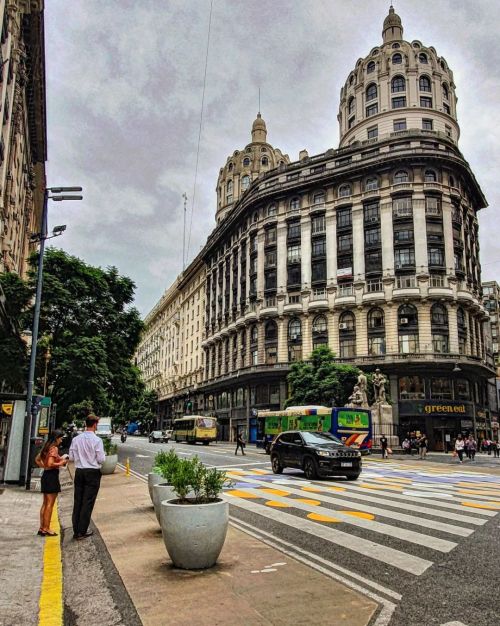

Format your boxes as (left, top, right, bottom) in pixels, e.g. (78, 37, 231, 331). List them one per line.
(418, 433, 428, 460)
(380, 434, 388, 459)
(36, 430, 68, 536)
(69, 415, 105, 540)
(454, 434, 465, 463)
(402, 437, 411, 455)
(467, 435, 477, 461)
(494, 440, 500, 459)
(235, 430, 246, 455)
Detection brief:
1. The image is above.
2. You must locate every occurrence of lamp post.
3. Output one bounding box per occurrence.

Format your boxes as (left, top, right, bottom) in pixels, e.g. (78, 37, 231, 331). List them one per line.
(20, 186, 83, 489)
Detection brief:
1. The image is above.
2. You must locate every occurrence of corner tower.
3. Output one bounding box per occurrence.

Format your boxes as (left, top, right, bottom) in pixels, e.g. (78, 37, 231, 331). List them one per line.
(215, 114, 290, 224)
(338, 6, 459, 148)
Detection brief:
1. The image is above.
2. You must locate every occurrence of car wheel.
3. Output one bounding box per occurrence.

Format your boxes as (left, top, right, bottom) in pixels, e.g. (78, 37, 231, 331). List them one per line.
(345, 473, 361, 481)
(149, 437, 153, 443)
(304, 457, 318, 480)
(203, 441, 209, 446)
(271, 454, 283, 474)
(265, 443, 271, 455)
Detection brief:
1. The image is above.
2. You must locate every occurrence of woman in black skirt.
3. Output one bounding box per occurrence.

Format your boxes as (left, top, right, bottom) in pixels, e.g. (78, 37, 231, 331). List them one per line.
(38, 430, 67, 536)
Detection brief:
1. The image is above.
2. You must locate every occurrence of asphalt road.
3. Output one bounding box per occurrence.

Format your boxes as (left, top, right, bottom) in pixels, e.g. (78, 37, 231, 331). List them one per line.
(116, 436, 500, 626)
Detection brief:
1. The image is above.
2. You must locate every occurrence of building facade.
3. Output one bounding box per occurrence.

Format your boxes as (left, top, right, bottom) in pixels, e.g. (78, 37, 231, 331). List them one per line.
(138, 8, 496, 448)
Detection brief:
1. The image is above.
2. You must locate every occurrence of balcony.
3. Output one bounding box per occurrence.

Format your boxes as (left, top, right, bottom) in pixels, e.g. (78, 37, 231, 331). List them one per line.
(424, 182, 442, 191)
(425, 205, 442, 218)
(396, 275, 416, 289)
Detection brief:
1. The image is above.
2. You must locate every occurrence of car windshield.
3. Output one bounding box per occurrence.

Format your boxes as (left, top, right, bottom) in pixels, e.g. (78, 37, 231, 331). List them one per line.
(97, 424, 110, 431)
(301, 431, 343, 446)
(151, 431, 162, 436)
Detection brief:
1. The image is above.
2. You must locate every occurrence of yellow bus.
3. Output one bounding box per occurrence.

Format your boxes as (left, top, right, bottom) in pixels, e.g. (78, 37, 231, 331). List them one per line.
(173, 416, 217, 445)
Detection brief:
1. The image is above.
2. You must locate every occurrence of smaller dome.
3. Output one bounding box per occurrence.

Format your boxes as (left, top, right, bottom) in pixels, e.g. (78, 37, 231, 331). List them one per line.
(382, 6, 403, 43)
(251, 113, 267, 143)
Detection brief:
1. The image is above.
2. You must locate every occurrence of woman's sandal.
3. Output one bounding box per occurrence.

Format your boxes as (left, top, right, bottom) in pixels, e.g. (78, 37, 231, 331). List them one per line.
(38, 529, 58, 537)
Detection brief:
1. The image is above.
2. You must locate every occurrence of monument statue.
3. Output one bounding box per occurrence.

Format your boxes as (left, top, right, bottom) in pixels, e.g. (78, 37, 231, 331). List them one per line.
(347, 385, 363, 408)
(372, 368, 387, 404)
(357, 371, 369, 408)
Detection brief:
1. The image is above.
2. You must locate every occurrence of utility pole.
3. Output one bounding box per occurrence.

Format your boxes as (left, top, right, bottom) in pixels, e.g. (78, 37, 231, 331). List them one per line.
(182, 192, 188, 271)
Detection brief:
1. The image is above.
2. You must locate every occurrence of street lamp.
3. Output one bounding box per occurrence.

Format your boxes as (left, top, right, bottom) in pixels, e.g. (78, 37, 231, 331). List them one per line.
(20, 186, 83, 489)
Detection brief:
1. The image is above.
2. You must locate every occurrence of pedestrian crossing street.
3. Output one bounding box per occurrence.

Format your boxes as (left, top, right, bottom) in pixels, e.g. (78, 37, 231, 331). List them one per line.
(223, 459, 500, 584)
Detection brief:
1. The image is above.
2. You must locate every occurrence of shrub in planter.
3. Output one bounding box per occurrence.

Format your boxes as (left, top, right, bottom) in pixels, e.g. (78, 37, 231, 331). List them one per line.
(101, 440, 118, 475)
(151, 450, 181, 520)
(148, 449, 178, 502)
(160, 457, 232, 569)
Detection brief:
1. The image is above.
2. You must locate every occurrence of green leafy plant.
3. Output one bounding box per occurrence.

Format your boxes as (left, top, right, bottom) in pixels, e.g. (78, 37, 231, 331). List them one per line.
(168, 456, 232, 503)
(203, 467, 230, 500)
(189, 456, 205, 500)
(103, 438, 118, 455)
(170, 458, 195, 502)
(156, 449, 180, 483)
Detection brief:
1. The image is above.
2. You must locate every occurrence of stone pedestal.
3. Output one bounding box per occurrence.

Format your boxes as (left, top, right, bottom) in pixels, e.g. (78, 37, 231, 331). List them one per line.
(371, 402, 399, 448)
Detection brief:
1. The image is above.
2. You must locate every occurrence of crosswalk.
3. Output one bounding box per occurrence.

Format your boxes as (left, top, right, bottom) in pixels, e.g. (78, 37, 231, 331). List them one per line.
(223, 459, 500, 590)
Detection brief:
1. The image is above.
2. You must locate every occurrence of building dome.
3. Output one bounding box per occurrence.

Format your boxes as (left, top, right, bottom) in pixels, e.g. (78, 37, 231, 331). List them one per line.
(251, 113, 267, 143)
(338, 8, 459, 148)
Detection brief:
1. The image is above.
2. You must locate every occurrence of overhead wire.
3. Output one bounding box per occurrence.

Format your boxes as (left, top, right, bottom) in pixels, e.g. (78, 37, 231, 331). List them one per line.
(186, 0, 214, 267)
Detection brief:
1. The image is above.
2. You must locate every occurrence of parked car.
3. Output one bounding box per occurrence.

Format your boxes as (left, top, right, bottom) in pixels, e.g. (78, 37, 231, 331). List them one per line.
(270, 430, 362, 480)
(148, 430, 170, 443)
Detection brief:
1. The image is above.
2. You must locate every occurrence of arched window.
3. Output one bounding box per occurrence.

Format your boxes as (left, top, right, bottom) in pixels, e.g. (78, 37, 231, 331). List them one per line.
(339, 311, 355, 331)
(366, 83, 377, 102)
(313, 192, 325, 205)
(288, 318, 302, 340)
(290, 197, 300, 211)
(424, 169, 437, 182)
(348, 96, 355, 115)
(368, 308, 384, 329)
(367, 61, 375, 74)
(349, 74, 354, 86)
(419, 75, 432, 92)
(394, 170, 409, 183)
(391, 75, 406, 93)
(226, 180, 233, 202)
(265, 320, 277, 342)
(250, 325, 258, 344)
(398, 304, 419, 353)
(267, 203, 277, 217)
(339, 311, 356, 357)
(313, 315, 327, 334)
(365, 177, 378, 191)
(243, 157, 250, 167)
(442, 83, 449, 100)
(418, 52, 428, 64)
(398, 304, 418, 327)
(457, 307, 467, 354)
(338, 184, 351, 198)
(431, 304, 448, 326)
(457, 307, 466, 330)
(392, 42, 400, 49)
(449, 175, 455, 188)
(228, 162, 233, 171)
(241, 175, 250, 191)
(392, 53, 403, 64)
(261, 156, 269, 166)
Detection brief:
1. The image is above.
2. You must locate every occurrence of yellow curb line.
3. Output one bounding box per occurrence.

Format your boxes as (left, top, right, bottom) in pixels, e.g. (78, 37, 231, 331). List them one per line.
(38, 500, 63, 626)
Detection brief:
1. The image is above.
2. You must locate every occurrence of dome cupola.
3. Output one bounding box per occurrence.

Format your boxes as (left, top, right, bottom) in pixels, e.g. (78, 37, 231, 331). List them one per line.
(251, 113, 267, 143)
(382, 6, 403, 43)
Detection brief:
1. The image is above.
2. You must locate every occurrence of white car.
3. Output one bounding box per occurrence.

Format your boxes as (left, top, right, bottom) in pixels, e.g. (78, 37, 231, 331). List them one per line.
(149, 430, 170, 443)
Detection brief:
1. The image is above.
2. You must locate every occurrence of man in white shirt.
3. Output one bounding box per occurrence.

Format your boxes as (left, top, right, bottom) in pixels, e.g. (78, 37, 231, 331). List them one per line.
(69, 415, 105, 539)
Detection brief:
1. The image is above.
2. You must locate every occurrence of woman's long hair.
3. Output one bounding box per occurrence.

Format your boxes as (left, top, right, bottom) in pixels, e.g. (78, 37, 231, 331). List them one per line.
(39, 430, 63, 464)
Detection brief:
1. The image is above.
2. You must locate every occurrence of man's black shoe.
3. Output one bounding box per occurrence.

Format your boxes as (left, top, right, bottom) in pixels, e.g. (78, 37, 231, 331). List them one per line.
(75, 531, 94, 540)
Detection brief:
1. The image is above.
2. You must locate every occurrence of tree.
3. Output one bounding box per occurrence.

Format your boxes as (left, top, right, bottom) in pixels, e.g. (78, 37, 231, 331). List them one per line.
(286, 345, 361, 408)
(0, 272, 32, 391)
(25, 248, 147, 423)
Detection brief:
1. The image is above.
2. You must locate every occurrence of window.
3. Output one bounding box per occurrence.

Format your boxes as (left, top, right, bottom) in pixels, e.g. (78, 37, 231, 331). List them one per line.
(241, 175, 250, 191)
(399, 334, 419, 353)
(264, 270, 277, 291)
(289, 318, 302, 340)
(243, 157, 250, 167)
(338, 233, 352, 252)
(313, 315, 327, 335)
(251, 349, 258, 365)
(392, 53, 402, 64)
(366, 103, 378, 117)
(368, 307, 384, 329)
(442, 83, 449, 100)
(337, 208, 351, 228)
(419, 75, 432, 92)
(348, 97, 355, 115)
(261, 156, 269, 166)
(289, 197, 300, 211)
(340, 338, 356, 358)
(368, 336, 386, 355)
(338, 184, 351, 198)
(395, 248, 415, 267)
(348, 116, 355, 129)
(364, 201, 379, 222)
(456, 379, 470, 401)
(420, 96, 432, 108)
(339, 311, 355, 331)
(399, 376, 425, 399)
(287, 244, 301, 263)
(365, 177, 378, 191)
(393, 119, 407, 131)
(398, 304, 418, 326)
(312, 215, 326, 234)
(392, 96, 406, 109)
(226, 180, 233, 203)
(288, 221, 300, 239)
(265, 250, 276, 267)
(431, 378, 453, 400)
(366, 83, 377, 101)
(367, 61, 375, 73)
(367, 126, 378, 139)
(394, 170, 409, 183)
(365, 228, 381, 245)
(265, 228, 276, 245)
(418, 53, 428, 64)
(311, 260, 326, 282)
(287, 265, 301, 286)
(250, 325, 258, 344)
(422, 118, 433, 131)
(424, 169, 437, 182)
(391, 75, 406, 92)
(265, 320, 277, 341)
(365, 251, 382, 272)
(428, 247, 444, 267)
(426, 196, 441, 214)
(267, 203, 277, 217)
(444, 103, 451, 115)
(313, 192, 325, 205)
(431, 303, 448, 326)
(432, 334, 449, 353)
(312, 239, 326, 257)
(265, 347, 277, 365)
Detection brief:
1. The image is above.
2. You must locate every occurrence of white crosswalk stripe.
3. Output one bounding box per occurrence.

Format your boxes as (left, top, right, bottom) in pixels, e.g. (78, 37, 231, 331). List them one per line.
(224, 465, 500, 581)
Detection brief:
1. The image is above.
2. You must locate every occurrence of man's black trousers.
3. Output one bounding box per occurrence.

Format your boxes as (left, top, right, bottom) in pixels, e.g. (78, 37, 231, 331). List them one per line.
(72, 468, 102, 537)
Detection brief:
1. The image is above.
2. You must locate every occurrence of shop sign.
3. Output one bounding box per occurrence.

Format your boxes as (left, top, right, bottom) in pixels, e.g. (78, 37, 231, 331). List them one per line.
(1, 402, 13, 416)
(399, 400, 473, 417)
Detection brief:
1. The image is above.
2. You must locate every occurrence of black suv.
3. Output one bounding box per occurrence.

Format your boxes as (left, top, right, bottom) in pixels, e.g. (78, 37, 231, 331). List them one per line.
(270, 431, 362, 480)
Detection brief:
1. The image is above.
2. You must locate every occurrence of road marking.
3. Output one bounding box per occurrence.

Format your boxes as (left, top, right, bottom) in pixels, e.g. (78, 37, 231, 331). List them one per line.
(38, 500, 63, 626)
(225, 494, 433, 575)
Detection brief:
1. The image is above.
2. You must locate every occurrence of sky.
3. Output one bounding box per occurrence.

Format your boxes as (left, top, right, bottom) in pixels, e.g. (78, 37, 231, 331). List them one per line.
(45, 0, 500, 315)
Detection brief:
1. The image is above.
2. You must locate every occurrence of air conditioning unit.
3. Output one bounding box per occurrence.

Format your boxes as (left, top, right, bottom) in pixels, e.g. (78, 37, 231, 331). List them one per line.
(395, 263, 402, 269)
(291, 333, 300, 340)
(400, 317, 409, 324)
(339, 323, 348, 330)
(368, 216, 378, 223)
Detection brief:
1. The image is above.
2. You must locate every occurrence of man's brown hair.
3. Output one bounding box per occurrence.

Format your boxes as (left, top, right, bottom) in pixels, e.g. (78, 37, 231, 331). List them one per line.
(85, 414, 99, 428)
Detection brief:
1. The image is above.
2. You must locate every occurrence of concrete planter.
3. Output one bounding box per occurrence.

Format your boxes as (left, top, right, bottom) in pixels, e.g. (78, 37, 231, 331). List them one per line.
(148, 472, 164, 503)
(100, 454, 118, 475)
(160, 498, 229, 569)
(152, 483, 176, 523)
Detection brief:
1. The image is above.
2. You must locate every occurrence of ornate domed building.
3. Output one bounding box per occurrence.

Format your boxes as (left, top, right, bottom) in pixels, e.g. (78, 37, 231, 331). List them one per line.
(138, 7, 497, 448)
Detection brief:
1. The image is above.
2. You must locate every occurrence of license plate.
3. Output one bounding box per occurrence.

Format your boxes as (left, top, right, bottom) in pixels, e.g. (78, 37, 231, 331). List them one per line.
(341, 462, 353, 467)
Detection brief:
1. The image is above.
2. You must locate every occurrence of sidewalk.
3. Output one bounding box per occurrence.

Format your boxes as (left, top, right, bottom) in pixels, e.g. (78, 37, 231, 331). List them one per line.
(91, 471, 379, 626)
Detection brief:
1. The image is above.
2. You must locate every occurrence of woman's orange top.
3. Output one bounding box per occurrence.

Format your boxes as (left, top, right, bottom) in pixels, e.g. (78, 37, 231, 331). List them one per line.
(44, 445, 63, 469)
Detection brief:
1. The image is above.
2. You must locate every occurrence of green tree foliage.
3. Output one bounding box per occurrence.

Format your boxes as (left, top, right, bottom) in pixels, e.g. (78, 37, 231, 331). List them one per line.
(286, 345, 362, 408)
(0, 272, 33, 391)
(25, 248, 152, 423)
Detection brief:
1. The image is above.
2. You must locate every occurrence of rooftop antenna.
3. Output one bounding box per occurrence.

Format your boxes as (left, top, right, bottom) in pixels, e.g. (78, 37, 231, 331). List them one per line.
(182, 192, 188, 271)
(258, 87, 261, 114)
